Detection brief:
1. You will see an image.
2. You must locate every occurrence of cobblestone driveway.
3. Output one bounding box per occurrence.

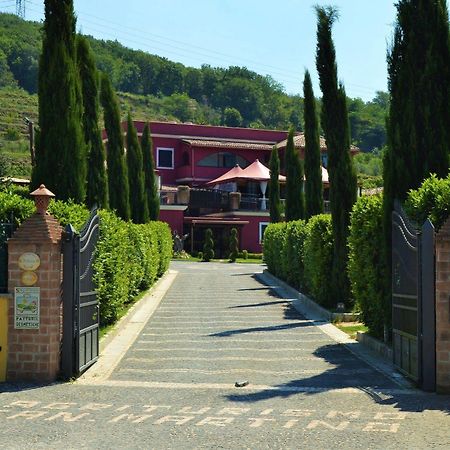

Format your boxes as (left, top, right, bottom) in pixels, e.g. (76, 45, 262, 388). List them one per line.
(0, 261, 449, 449)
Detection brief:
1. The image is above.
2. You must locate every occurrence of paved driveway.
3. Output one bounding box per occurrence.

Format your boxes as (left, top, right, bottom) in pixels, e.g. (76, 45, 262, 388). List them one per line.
(0, 261, 449, 449)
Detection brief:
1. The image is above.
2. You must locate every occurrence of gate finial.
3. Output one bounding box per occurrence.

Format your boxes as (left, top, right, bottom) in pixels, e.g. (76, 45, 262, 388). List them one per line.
(30, 184, 55, 215)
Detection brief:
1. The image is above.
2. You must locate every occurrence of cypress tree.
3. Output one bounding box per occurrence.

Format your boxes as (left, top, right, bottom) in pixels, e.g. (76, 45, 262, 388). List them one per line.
(77, 36, 108, 209)
(229, 228, 239, 262)
(303, 70, 324, 219)
(269, 145, 281, 223)
(384, 0, 450, 241)
(126, 113, 149, 223)
(285, 129, 305, 221)
(202, 228, 215, 262)
(32, 0, 86, 201)
(315, 6, 357, 306)
(382, 0, 450, 330)
(100, 73, 130, 221)
(141, 123, 160, 220)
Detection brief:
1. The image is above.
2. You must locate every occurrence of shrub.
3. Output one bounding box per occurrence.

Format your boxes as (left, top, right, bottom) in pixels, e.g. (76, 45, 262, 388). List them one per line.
(303, 214, 333, 308)
(242, 250, 248, 260)
(348, 195, 386, 338)
(405, 173, 450, 229)
(229, 228, 238, 262)
(284, 220, 308, 290)
(149, 221, 172, 275)
(202, 228, 214, 261)
(0, 192, 172, 328)
(263, 222, 287, 279)
(0, 190, 34, 225)
(48, 199, 90, 230)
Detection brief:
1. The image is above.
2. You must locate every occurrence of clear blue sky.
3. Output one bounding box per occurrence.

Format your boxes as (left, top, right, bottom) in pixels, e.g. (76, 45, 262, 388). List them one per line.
(4, 0, 397, 101)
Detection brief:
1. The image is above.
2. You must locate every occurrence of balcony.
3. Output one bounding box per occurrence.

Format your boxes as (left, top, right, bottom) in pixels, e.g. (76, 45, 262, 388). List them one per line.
(160, 186, 330, 214)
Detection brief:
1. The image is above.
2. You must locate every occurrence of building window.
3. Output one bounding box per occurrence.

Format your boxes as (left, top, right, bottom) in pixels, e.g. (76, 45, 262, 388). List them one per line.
(157, 148, 174, 169)
(259, 222, 269, 244)
(197, 152, 249, 168)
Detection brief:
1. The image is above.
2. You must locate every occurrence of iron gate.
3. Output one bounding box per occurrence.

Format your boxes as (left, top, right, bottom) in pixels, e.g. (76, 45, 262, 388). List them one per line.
(392, 202, 435, 390)
(62, 210, 100, 379)
(0, 221, 14, 293)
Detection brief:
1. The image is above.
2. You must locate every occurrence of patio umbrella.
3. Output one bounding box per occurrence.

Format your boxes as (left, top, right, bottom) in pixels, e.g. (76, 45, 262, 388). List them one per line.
(205, 164, 244, 186)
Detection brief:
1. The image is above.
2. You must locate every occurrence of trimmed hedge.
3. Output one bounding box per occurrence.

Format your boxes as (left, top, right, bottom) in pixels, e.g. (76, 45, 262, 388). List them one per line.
(284, 220, 307, 290)
(263, 222, 287, 279)
(263, 215, 333, 307)
(303, 215, 333, 307)
(405, 173, 450, 229)
(348, 195, 386, 338)
(0, 191, 172, 327)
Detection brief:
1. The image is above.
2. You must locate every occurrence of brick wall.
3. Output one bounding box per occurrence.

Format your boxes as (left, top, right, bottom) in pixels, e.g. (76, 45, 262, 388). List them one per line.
(435, 218, 450, 394)
(6, 213, 63, 382)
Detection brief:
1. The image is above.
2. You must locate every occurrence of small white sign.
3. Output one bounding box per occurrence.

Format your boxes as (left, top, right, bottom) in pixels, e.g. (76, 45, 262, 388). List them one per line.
(14, 287, 40, 329)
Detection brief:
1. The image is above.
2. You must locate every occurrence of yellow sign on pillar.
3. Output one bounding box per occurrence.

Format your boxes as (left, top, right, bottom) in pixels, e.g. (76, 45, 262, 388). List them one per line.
(0, 295, 8, 382)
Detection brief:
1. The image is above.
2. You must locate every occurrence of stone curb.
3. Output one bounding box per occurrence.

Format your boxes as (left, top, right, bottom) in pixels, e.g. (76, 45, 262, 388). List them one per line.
(77, 269, 178, 383)
(256, 269, 414, 390)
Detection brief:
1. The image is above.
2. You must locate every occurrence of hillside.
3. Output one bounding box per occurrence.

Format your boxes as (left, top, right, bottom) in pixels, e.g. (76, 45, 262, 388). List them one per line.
(0, 12, 387, 179)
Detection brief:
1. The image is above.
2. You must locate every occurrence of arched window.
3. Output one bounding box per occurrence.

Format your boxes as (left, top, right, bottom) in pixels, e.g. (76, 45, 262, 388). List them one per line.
(197, 152, 249, 168)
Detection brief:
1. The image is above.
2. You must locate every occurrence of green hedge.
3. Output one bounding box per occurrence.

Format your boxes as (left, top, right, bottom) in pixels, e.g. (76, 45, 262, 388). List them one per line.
(263, 216, 333, 307)
(0, 191, 172, 327)
(405, 173, 450, 229)
(263, 222, 287, 279)
(348, 195, 386, 338)
(303, 215, 333, 308)
(284, 220, 307, 290)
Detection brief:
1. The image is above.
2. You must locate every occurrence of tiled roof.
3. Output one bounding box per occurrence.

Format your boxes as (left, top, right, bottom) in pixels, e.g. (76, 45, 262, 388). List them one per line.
(277, 133, 360, 152)
(182, 139, 274, 151)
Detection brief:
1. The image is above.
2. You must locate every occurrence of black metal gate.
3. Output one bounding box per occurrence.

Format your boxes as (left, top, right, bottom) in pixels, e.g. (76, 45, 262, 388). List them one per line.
(392, 202, 435, 390)
(62, 210, 100, 379)
(0, 221, 14, 293)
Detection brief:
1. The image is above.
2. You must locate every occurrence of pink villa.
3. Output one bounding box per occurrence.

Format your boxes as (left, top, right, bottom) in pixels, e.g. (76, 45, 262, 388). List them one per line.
(112, 121, 358, 256)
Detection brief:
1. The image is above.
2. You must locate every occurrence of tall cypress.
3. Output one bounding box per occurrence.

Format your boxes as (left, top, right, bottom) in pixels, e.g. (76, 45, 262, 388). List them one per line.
(32, 0, 86, 201)
(126, 113, 149, 223)
(382, 0, 450, 330)
(315, 6, 357, 306)
(269, 145, 281, 223)
(100, 73, 130, 221)
(384, 0, 450, 240)
(303, 70, 323, 218)
(285, 129, 305, 221)
(77, 36, 108, 209)
(141, 123, 160, 221)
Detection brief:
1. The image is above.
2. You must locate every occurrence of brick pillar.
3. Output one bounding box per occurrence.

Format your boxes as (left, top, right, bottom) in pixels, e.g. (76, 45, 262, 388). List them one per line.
(6, 185, 63, 382)
(435, 218, 450, 394)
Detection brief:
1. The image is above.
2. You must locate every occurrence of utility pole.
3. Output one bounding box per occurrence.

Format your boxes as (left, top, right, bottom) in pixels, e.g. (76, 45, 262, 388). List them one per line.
(16, 0, 25, 19)
(24, 117, 35, 167)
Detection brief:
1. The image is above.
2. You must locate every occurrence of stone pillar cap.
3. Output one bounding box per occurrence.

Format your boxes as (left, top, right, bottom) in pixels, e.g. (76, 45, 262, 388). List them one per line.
(30, 184, 55, 198)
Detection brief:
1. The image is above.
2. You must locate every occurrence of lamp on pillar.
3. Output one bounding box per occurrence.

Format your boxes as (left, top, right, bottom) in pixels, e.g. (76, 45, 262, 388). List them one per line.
(30, 184, 55, 214)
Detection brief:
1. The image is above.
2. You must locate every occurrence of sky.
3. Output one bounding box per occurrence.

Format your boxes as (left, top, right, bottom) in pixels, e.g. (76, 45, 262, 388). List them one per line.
(2, 0, 397, 101)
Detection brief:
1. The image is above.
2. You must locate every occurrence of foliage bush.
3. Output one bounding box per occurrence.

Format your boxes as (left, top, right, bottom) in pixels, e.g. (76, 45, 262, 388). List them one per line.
(202, 228, 214, 261)
(0, 191, 172, 327)
(284, 220, 308, 290)
(348, 195, 386, 338)
(303, 215, 334, 308)
(263, 222, 287, 279)
(405, 173, 450, 229)
(229, 228, 239, 262)
(0, 190, 34, 225)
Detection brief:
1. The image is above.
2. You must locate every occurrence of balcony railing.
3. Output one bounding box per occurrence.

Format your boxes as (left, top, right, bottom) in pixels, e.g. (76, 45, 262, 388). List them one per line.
(160, 186, 330, 214)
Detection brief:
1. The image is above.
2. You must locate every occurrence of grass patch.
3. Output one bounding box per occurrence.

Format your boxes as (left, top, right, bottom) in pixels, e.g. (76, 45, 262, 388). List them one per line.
(335, 322, 368, 340)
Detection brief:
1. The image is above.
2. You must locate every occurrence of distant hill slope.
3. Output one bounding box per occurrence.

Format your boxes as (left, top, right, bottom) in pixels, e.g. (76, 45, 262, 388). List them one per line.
(0, 12, 387, 151)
